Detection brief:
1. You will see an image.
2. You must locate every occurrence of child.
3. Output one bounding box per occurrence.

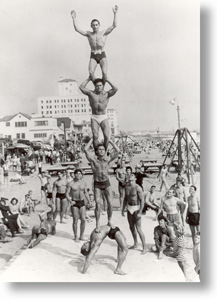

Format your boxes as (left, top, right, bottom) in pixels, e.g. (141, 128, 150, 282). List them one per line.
(193, 232, 200, 277)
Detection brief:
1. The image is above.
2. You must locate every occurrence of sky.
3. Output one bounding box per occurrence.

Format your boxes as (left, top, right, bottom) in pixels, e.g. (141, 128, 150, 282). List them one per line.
(0, 0, 200, 132)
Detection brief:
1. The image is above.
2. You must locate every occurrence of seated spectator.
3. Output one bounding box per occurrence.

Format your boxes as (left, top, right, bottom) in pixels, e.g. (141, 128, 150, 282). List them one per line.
(151, 215, 174, 259)
(25, 190, 40, 213)
(9, 198, 29, 228)
(0, 216, 12, 243)
(143, 185, 160, 219)
(0, 199, 21, 237)
(26, 209, 56, 248)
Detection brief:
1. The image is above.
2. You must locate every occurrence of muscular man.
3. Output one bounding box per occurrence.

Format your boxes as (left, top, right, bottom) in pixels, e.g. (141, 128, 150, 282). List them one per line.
(52, 171, 67, 223)
(81, 225, 128, 275)
(122, 173, 148, 255)
(66, 169, 90, 242)
(26, 210, 56, 249)
(159, 165, 170, 192)
(80, 77, 118, 150)
(186, 185, 200, 244)
(71, 6, 118, 83)
(157, 189, 183, 227)
(143, 185, 160, 219)
(38, 172, 49, 205)
(45, 176, 54, 212)
(116, 159, 126, 210)
(84, 138, 120, 232)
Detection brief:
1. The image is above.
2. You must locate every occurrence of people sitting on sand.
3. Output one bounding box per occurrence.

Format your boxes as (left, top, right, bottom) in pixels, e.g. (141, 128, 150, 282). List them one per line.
(0, 216, 11, 244)
(143, 185, 160, 219)
(9, 198, 29, 229)
(151, 215, 174, 259)
(0, 198, 23, 236)
(81, 224, 128, 275)
(26, 209, 56, 249)
(25, 190, 40, 212)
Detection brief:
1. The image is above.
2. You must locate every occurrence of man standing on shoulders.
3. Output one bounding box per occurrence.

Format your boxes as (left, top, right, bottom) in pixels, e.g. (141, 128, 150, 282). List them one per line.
(66, 169, 90, 242)
(84, 138, 120, 233)
(80, 77, 118, 151)
(122, 173, 148, 255)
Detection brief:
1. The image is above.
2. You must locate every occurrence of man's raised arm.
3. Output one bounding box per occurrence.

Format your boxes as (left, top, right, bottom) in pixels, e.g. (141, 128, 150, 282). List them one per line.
(79, 77, 92, 96)
(83, 138, 94, 162)
(106, 78, 118, 98)
(108, 139, 120, 163)
(104, 5, 118, 36)
(71, 10, 88, 36)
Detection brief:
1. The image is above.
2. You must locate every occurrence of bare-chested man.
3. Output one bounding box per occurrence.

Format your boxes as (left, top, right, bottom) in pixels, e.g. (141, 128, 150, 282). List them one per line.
(84, 138, 120, 233)
(71, 6, 118, 83)
(66, 169, 90, 242)
(64, 170, 74, 219)
(186, 185, 200, 244)
(116, 159, 126, 210)
(52, 171, 67, 223)
(81, 225, 128, 275)
(80, 77, 118, 150)
(122, 173, 148, 255)
(157, 189, 183, 227)
(45, 176, 54, 212)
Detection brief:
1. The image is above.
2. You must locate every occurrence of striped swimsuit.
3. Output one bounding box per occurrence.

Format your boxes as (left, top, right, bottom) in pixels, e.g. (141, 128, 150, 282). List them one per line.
(173, 236, 186, 262)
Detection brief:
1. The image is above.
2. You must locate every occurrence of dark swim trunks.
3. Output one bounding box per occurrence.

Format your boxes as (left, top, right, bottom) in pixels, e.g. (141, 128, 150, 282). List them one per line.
(41, 186, 46, 192)
(47, 192, 52, 199)
(90, 51, 106, 64)
(188, 212, 200, 226)
(56, 193, 66, 200)
(108, 227, 120, 240)
(119, 181, 126, 188)
(71, 200, 85, 209)
(94, 179, 111, 190)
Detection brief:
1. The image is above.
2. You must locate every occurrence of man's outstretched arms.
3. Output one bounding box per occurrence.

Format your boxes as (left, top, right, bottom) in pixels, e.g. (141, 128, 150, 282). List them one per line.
(71, 10, 88, 36)
(104, 5, 118, 36)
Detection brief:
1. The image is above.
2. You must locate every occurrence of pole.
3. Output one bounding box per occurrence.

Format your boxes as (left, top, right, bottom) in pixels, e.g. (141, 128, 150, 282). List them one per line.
(177, 105, 181, 129)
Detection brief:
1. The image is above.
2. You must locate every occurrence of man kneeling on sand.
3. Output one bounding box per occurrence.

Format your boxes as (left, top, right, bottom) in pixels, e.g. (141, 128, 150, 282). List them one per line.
(81, 225, 128, 275)
(26, 209, 56, 249)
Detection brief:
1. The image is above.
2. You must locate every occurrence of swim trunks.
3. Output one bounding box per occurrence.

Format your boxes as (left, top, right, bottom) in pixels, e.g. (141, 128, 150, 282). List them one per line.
(188, 212, 200, 226)
(90, 51, 106, 64)
(56, 193, 66, 200)
(119, 181, 126, 188)
(167, 213, 181, 226)
(94, 179, 111, 190)
(108, 227, 120, 239)
(127, 205, 140, 215)
(47, 192, 52, 199)
(71, 200, 85, 209)
(91, 114, 108, 125)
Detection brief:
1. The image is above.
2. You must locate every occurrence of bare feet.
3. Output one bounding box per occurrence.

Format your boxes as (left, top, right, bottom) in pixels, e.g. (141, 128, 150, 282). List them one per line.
(74, 238, 79, 243)
(114, 269, 126, 275)
(108, 220, 115, 228)
(158, 250, 163, 259)
(129, 244, 139, 249)
(141, 248, 148, 255)
(95, 226, 101, 233)
(79, 237, 87, 241)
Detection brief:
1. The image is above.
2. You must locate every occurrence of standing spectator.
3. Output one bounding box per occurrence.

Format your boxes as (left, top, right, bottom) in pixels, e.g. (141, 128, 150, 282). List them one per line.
(38, 159, 42, 174)
(186, 185, 200, 244)
(159, 164, 170, 192)
(20, 154, 26, 174)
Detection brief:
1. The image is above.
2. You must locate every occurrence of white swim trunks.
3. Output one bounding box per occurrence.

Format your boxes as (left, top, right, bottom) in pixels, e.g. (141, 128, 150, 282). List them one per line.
(91, 114, 108, 125)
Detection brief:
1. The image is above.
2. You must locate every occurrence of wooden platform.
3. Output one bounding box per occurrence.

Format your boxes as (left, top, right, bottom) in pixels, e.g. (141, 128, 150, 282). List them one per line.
(47, 165, 93, 175)
(140, 158, 157, 164)
(61, 160, 81, 167)
(141, 163, 163, 173)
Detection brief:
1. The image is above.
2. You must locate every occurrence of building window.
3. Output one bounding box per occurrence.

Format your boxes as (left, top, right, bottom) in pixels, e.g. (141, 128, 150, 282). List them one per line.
(34, 133, 47, 138)
(15, 122, 27, 127)
(46, 100, 48, 103)
(16, 133, 20, 139)
(34, 121, 48, 126)
(41, 100, 43, 103)
(6, 122, 10, 127)
(21, 133, 25, 138)
(41, 106, 43, 109)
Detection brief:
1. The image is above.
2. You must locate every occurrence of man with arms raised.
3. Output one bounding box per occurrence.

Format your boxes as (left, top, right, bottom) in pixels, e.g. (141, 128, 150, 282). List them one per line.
(80, 77, 118, 151)
(66, 169, 90, 242)
(81, 224, 128, 275)
(52, 171, 68, 223)
(122, 173, 148, 255)
(71, 6, 118, 83)
(84, 138, 120, 233)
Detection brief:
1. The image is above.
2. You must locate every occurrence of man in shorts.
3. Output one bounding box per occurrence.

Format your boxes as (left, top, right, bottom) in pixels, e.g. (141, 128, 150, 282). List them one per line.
(80, 77, 118, 151)
(71, 6, 118, 83)
(52, 171, 67, 223)
(66, 169, 90, 242)
(116, 159, 127, 210)
(84, 138, 120, 232)
(186, 185, 200, 244)
(122, 173, 148, 255)
(81, 224, 128, 275)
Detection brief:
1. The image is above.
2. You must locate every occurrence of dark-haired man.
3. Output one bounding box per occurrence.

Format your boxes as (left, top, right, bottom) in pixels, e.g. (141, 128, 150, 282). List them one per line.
(84, 138, 119, 232)
(71, 6, 118, 82)
(80, 77, 118, 150)
(81, 224, 128, 275)
(66, 169, 90, 242)
(186, 185, 200, 244)
(52, 171, 67, 223)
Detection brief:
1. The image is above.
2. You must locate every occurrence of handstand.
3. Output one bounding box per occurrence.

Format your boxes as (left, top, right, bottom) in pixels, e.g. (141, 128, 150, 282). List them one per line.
(71, 5, 118, 83)
(80, 77, 118, 151)
(83, 138, 120, 233)
(81, 224, 128, 275)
